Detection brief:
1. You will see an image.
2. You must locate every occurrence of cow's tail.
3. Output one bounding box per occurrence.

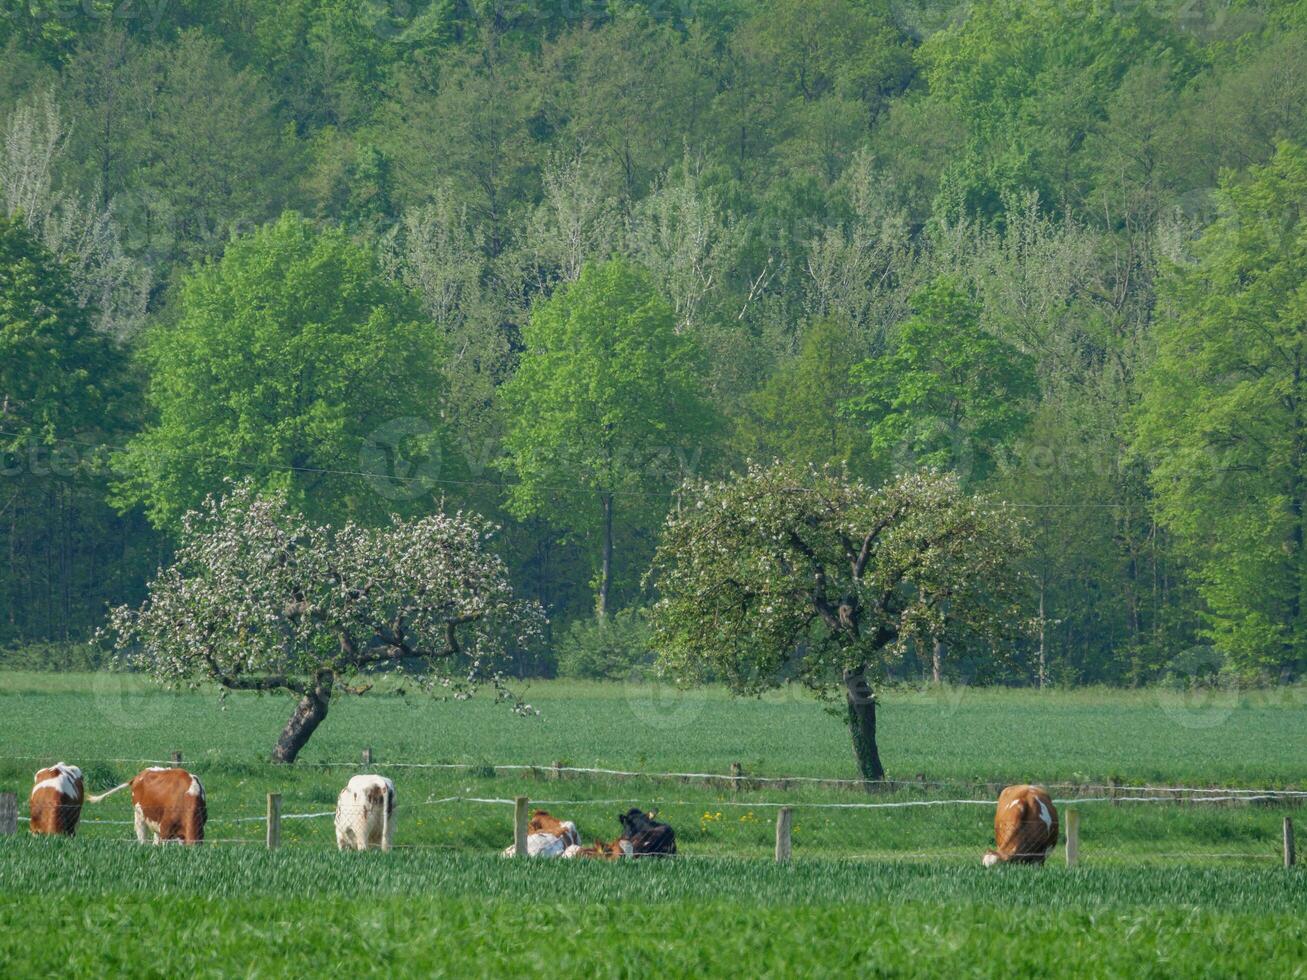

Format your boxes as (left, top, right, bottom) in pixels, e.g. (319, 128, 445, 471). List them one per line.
(86, 782, 131, 803)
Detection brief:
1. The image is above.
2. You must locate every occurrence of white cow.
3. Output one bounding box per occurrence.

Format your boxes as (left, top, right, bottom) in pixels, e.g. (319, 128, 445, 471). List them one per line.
(335, 775, 395, 851)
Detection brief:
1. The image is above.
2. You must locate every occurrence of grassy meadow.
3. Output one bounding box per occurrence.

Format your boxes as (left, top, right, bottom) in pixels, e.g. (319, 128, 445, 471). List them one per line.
(1, 673, 1304, 976)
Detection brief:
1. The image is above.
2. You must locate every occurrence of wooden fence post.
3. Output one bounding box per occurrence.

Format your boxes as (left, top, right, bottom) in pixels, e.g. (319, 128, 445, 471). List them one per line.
(775, 806, 793, 863)
(362, 747, 373, 767)
(0, 793, 16, 836)
(266, 794, 281, 850)
(514, 796, 529, 858)
(171, 751, 182, 766)
(1285, 817, 1296, 869)
(1065, 808, 1080, 867)
(552, 761, 564, 781)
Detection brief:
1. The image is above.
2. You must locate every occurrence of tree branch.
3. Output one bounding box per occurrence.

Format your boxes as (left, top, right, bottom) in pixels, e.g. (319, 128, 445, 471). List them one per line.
(203, 652, 307, 695)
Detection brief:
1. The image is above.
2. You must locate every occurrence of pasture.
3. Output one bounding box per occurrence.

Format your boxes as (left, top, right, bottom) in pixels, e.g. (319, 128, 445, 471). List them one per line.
(1, 673, 1304, 976)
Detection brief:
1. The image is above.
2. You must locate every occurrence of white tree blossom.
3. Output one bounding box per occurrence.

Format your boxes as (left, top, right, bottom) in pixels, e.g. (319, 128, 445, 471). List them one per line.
(103, 481, 545, 762)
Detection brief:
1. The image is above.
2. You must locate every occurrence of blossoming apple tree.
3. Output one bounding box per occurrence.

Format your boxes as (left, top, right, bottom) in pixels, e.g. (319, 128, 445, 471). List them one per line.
(650, 462, 1030, 783)
(103, 480, 544, 762)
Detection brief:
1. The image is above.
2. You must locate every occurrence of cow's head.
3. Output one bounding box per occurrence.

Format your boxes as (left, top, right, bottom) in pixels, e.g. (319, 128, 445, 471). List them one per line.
(618, 808, 650, 836)
(982, 848, 1001, 868)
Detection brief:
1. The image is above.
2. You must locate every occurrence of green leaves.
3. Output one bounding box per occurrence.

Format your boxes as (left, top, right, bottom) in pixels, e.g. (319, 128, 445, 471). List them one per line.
(498, 258, 719, 613)
(1136, 142, 1307, 673)
(0, 214, 124, 451)
(844, 278, 1036, 487)
(650, 461, 1031, 695)
(112, 212, 448, 530)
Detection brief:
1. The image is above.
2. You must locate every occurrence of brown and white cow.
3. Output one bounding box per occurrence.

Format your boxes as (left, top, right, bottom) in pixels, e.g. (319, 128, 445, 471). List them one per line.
(29, 763, 84, 836)
(562, 838, 625, 860)
(983, 784, 1058, 867)
(502, 809, 581, 857)
(91, 767, 207, 844)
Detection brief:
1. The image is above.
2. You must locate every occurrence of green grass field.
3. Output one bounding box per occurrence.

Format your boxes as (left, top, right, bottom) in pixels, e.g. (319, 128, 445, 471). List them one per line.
(1, 673, 1304, 976)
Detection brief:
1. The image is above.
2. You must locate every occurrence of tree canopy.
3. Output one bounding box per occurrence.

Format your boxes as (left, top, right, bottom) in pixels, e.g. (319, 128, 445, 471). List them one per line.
(0, 213, 125, 448)
(112, 212, 448, 530)
(498, 258, 718, 618)
(1136, 142, 1307, 675)
(103, 480, 544, 761)
(651, 462, 1030, 779)
(844, 277, 1037, 486)
(5, 0, 1307, 690)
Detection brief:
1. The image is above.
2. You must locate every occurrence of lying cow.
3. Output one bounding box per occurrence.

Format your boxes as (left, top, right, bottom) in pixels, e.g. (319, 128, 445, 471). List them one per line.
(92, 767, 207, 844)
(335, 775, 396, 851)
(29, 763, 84, 836)
(617, 808, 676, 858)
(503, 809, 581, 857)
(563, 839, 626, 860)
(983, 784, 1058, 867)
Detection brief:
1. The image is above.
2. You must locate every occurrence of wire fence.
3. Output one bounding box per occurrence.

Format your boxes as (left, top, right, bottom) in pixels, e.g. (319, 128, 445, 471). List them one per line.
(8, 752, 1307, 798)
(4, 758, 1300, 866)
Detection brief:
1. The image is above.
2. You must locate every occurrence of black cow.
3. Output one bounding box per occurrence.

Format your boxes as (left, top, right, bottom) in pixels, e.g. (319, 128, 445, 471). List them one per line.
(617, 808, 676, 858)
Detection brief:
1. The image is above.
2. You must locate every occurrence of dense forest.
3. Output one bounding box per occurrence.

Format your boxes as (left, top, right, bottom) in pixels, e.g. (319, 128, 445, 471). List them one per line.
(3, 0, 1306, 685)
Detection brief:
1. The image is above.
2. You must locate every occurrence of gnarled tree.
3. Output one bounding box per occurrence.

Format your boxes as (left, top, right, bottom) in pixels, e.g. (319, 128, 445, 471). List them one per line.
(650, 463, 1029, 783)
(103, 481, 544, 762)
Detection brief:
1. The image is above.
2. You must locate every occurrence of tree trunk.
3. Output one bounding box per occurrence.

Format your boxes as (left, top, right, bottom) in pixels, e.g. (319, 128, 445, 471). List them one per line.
(1038, 577, 1047, 690)
(271, 671, 334, 764)
(597, 492, 613, 620)
(931, 637, 943, 685)
(843, 667, 885, 786)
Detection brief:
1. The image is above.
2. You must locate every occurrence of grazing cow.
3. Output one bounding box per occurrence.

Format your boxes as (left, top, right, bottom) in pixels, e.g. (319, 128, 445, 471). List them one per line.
(90, 767, 207, 844)
(617, 808, 676, 858)
(29, 763, 84, 837)
(983, 784, 1058, 867)
(502, 809, 581, 857)
(335, 775, 395, 851)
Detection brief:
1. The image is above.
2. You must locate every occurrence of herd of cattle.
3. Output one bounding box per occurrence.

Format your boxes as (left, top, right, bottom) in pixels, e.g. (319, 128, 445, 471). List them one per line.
(27, 764, 1060, 865)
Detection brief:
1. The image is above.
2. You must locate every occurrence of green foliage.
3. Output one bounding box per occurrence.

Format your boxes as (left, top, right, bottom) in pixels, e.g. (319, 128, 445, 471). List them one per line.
(652, 462, 1030, 705)
(916, 0, 1198, 218)
(844, 278, 1037, 486)
(499, 258, 718, 614)
(1136, 142, 1307, 675)
(555, 607, 654, 679)
(112, 213, 447, 529)
(738, 319, 870, 474)
(0, 641, 108, 671)
(0, 214, 123, 448)
(6, 0, 1307, 685)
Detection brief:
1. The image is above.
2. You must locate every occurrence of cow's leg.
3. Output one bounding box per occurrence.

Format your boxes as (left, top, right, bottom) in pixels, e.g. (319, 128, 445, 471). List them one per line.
(134, 804, 150, 844)
(382, 804, 394, 853)
(334, 799, 349, 851)
(365, 807, 380, 851)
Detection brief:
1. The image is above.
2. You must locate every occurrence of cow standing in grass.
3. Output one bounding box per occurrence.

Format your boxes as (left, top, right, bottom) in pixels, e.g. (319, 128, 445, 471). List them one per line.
(91, 767, 207, 844)
(983, 784, 1058, 866)
(336, 775, 395, 851)
(29, 763, 84, 836)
